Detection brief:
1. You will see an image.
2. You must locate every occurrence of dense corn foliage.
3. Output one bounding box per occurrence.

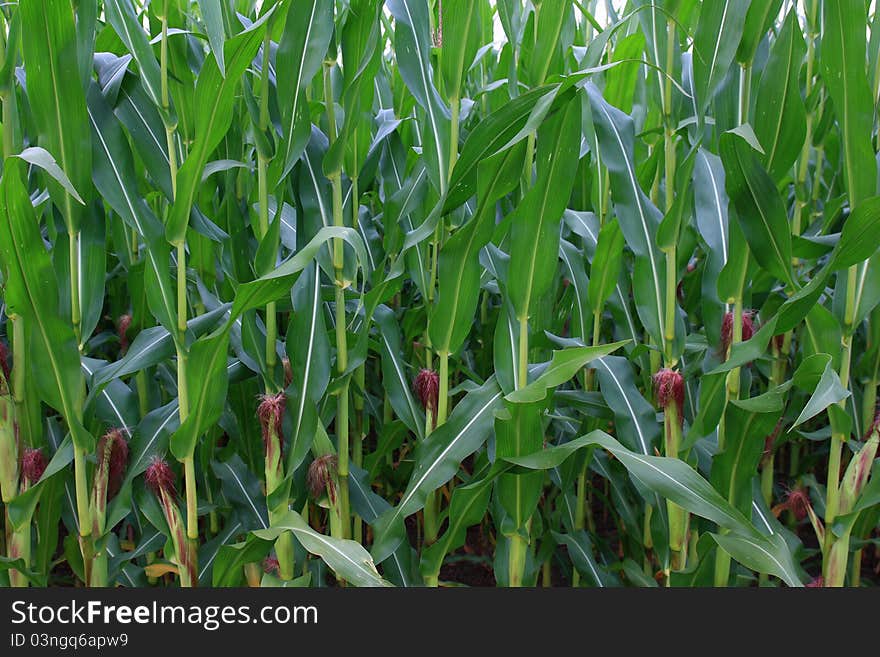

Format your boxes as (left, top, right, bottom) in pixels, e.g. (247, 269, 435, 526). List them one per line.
(1, 0, 880, 588)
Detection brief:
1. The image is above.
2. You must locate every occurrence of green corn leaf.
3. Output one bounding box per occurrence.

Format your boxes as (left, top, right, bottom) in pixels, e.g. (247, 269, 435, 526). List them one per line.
(593, 355, 660, 456)
(584, 432, 803, 586)
(285, 262, 331, 472)
(505, 341, 628, 404)
(438, 0, 480, 101)
(104, 0, 166, 113)
(508, 96, 582, 322)
(14, 146, 84, 204)
(198, 0, 227, 77)
(692, 0, 749, 113)
(430, 143, 525, 355)
(446, 84, 561, 210)
(719, 128, 795, 288)
(820, 0, 877, 208)
(86, 84, 177, 335)
(559, 238, 592, 340)
(375, 304, 425, 440)
(588, 218, 625, 312)
(370, 377, 504, 563)
(387, 0, 450, 192)
(272, 0, 334, 182)
(736, 0, 784, 65)
(255, 510, 392, 587)
(20, 0, 91, 233)
(753, 10, 807, 183)
(693, 148, 730, 346)
(0, 159, 90, 450)
(790, 355, 851, 429)
(827, 197, 880, 271)
(496, 400, 544, 530)
(419, 461, 499, 580)
(586, 82, 667, 347)
(166, 10, 274, 245)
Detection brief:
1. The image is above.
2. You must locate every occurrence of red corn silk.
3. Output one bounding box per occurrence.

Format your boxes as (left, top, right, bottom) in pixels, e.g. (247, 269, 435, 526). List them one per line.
(282, 357, 293, 389)
(258, 392, 286, 455)
(653, 368, 684, 422)
(145, 457, 176, 498)
(870, 399, 880, 436)
(307, 454, 339, 505)
(98, 428, 129, 500)
(21, 447, 47, 485)
(0, 341, 10, 384)
(772, 333, 786, 354)
(413, 368, 439, 417)
(263, 555, 280, 574)
(782, 487, 811, 522)
(762, 420, 784, 464)
(117, 314, 133, 355)
(720, 310, 756, 357)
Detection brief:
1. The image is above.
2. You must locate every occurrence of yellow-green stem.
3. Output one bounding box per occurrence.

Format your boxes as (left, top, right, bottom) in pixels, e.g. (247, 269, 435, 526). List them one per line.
(176, 243, 186, 334)
(74, 446, 94, 585)
(449, 95, 460, 178)
(824, 339, 853, 573)
(665, 404, 686, 572)
(715, 294, 744, 584)
(823, 267, 858, 580)
(662, 18, 677, 364)
(68, 231, 81, 344)
(517, 316, 529, 388)
(508, 522, 530, 587)
(438, 350, 449, 425)
(183, 456, 197, 540)
(323, 53, 351, 539)
(726, 299, 744, 401)
(507, 316, 531, 587)
(350, 176, 365, 545)
(662, 28, 685, 567)
(74, 447, 90, 538)
(663, 247, 676, 365)
(427, 224, 440, 303)
(256, 30, 277, 380)
(852, 548, 862, 587)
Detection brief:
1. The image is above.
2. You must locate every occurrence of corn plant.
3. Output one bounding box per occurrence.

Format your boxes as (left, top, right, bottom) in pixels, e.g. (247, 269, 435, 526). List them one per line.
(1, 0, 880, 589)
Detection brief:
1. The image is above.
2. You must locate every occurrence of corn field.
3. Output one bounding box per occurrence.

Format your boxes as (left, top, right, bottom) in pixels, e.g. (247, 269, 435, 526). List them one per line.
(1, 0, 880, 589)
